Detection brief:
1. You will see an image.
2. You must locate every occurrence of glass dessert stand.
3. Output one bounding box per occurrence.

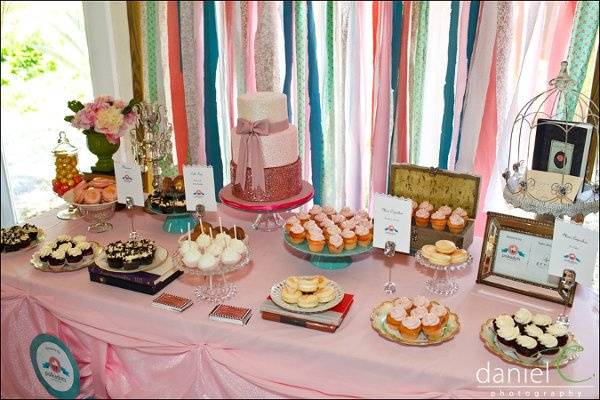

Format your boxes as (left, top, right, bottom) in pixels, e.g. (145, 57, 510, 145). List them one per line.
(173, 249, 251, 302)
(219, 181, 314, 231)
(77, 201, 117, 233)
(144, 201, 198, 234)
(415, 251, 473, 296)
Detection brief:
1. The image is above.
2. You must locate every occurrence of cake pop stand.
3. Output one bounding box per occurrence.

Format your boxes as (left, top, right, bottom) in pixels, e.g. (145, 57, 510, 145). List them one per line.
(415, 250, 473, 296)
(283, 231, 372, 270)
(219, 181, 314, 231)
(144, 201, 198, 234)
(173, 249, 251, 302)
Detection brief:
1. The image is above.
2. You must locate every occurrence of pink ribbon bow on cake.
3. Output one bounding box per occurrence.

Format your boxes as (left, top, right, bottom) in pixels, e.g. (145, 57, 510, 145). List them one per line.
(235, 118, 270, 191)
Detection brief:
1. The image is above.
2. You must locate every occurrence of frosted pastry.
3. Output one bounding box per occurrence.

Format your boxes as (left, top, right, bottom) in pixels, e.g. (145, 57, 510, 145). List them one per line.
(206, 243, 225, 257)
(315, 286, 335, 303)
(182, 248, 201, 268)
(297, 294, 319, 308)
(412, 296, 430, 309)
(281, 287, 302, 303)
(435, 240, 457, 254)
(297, 277, 319, 293)
(195, 233, 213, 250)
(228, 238, 248, 255)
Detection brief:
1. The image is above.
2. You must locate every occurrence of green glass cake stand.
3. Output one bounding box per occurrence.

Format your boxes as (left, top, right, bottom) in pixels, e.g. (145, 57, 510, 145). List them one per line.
(144, 202, 198, 234)
(283, 231, 372, 270)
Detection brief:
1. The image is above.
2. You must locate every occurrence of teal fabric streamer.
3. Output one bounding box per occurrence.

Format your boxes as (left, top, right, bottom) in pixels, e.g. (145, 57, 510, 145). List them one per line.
(455, 0, 480, 164)
(203, 1, 224, 194)
(307, 1, 323, 204)
(438, 0, 459, 169)
(388, 1, 403, 169)
(283, 1, 293, 121)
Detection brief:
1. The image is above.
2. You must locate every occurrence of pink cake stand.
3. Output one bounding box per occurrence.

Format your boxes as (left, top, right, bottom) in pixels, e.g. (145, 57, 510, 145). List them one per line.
(219, 181, 314, 231)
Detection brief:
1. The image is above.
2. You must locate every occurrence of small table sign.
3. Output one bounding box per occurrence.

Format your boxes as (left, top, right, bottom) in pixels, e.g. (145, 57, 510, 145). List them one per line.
(183, 165, 217, 212)
(114, 162, 144, 206)
(548, 219, 598, 286)
(372, 193, 412, 253)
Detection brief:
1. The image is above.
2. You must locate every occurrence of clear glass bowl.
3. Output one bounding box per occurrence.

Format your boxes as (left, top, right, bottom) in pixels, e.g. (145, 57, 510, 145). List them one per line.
(77, 201, 117, 233)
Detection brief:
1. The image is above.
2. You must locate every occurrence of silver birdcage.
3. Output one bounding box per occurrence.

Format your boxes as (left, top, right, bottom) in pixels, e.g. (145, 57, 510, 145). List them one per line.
(502, 61, 599, 218)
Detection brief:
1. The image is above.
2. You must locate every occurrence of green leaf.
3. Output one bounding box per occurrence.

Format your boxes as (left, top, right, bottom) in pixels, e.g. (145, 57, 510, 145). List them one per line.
(67, 100, 84, 113)
(64, 115, 74, 122)
(122, 98, 137, 115)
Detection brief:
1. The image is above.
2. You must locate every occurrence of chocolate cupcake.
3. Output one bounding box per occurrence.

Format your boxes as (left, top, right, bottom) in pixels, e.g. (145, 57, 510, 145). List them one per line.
(514, 335, 540, 362)
(159, 200, 173, 214)
(513, 308, 533, 333)
(538, 333, 560, 356)
(22, 224, 39, 241)
(524, 324, 544, 340)
(77, 242, 94, 258)
(123, 254, 140, 270)
(496, 325, 520, 352)
(532, 313, 553, 332)
(107, 251, 123, 269)
(546, 323, 569, 347)
(173, 199, 186, 213)
(39, 246, 53, 264)
(66, 247, 83, 264)
(18, 234, 31, 249)
(493, 314, 515, 332)
(49, 249, 66, 268)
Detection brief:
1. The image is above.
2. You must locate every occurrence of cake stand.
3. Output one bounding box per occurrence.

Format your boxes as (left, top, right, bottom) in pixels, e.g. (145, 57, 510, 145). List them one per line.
(219, 181, 314, 231)
(173, 249, 251, 302)
(415, 250, 473, 296)
(283, 230, 372, 270)
(144, 201, 198, 234)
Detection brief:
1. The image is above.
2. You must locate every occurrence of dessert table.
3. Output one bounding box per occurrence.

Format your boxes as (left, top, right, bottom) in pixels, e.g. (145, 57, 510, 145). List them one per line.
(1, 205, 598, 399)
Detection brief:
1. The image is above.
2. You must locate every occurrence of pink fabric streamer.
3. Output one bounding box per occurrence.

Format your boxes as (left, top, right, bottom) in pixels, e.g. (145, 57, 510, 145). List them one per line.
(370, 2, 392, 196)
(193, 2, 207, 164)
(245, 1, 258, 93)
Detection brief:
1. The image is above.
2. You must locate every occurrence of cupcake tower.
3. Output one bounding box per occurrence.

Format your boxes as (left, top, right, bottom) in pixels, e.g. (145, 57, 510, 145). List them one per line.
(412, 200, 468, 234)
(285, 205, 373, 253)
(492, 308, 570, 363)
(385, 296, 451, 341)
(37, 235, 94, 270)
(179, 220, 248, 272)
(1, 224, 42, 252)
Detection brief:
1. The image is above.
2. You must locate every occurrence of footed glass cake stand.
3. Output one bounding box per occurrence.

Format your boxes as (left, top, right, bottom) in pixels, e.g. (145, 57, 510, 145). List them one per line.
(219, 181, 314, 231)
(174, 249, 251, 302)
(415, 251, 473, 296)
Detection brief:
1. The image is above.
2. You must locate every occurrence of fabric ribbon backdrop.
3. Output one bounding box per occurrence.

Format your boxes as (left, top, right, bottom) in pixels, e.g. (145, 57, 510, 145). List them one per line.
(128, 1, 598, 231)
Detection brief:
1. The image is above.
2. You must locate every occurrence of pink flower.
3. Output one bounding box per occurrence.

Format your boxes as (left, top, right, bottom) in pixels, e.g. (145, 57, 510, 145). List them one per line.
(71, 109, 96, 130)
(123, 111, 139, 127)
(114, 99, 126, 109)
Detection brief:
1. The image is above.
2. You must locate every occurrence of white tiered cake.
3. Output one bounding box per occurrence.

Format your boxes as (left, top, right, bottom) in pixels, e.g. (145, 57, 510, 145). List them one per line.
(231, 92, 302, 202)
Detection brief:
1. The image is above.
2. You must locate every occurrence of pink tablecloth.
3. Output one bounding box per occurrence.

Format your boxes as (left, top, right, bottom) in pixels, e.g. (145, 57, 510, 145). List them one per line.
(1, 205, 599, 399)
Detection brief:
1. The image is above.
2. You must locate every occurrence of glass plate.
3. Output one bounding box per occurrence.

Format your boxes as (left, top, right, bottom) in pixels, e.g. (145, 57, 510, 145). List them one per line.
(270, 277, 344, 314)
(370, 300, 460, 346)
(2, 230, 46, 254)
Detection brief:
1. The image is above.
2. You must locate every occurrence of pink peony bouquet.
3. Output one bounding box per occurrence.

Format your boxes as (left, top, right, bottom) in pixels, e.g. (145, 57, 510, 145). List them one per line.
(65, 96, 139, 144)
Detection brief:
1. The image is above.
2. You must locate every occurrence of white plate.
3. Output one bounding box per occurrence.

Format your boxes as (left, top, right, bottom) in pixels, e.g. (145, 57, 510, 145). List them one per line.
(95, 246, 169, 273)
(31, 241, 102, 272)
(270, 277, 344, 314)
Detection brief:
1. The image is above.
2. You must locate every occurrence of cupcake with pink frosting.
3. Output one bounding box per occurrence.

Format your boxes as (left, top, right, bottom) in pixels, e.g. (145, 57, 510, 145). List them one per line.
(438, 205, 453, 217)
(430, 210, 448, 231)
(418, 201, 434, 213)
(448, 214, 465, 234)
(414, 208, 430, 227)
(327, 234, 344, 254)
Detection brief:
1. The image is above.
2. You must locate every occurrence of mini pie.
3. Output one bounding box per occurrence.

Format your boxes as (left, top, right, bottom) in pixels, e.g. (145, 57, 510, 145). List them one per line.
(450, 248, 468, 264)
(435, 240, 457, 254)
(281, 287, 302, 304)
(421, 244, 437, 259)
(285, 276, 299, 291)
(297, 276, 319, 293)
(316, 287, 335, 303)
(429, 252, 451, 266)
(297, 294, 319, 308)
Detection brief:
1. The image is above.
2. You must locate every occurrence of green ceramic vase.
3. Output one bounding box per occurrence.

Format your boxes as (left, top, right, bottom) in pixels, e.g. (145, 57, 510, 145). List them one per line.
(86, 131, 120, 173)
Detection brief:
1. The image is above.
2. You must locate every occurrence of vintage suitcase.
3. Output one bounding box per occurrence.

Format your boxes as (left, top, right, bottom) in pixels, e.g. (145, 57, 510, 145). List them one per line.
(388, 164, 481, 254)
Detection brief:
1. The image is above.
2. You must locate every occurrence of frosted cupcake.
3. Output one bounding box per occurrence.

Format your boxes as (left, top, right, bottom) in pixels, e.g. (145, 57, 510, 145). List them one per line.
(411, 199, 418, 216)
(410, 306, 429, 320)
(513, 308, 533, 332)
(452, 207, 468, 219)
(340, 220, 357, 231)
(331, 214, 346, 225)
(322, 205, 336, 216)
(430, 211, 447, 231)
(422, 313, 443, 340)
(341, 229, 357, 250)
(413, 295, 431, 310)
(538, 333, 560, 356)
(524, 324, 544, 339)
(532, 314, 553, 331)
(394, 296, 413, 311)
(438, 205, 453, 217)
(386, 306, 407, 329)
(430, 303, 449, 325)
(308, 205, 323, 216)
(288, 224, 306, 244)
(496, 325, 520, 352)
(297, 212, 310, 224)
(414, 209, 430, 227)
(418, 201, 434, 213)
(303, 220, 320, 232)
(340, 207, 354, 219)
(546, 323, 569, 347)
(493, 314, 515, 332)
(514, 335, 540, 362)
(307, 231, 326, 253)
(327, 234, 344, 254)
(448, 214, 466, 234)
(355, 226, 372, 247)
(285, 216, 300, 233)
(399, 316, 422, 340)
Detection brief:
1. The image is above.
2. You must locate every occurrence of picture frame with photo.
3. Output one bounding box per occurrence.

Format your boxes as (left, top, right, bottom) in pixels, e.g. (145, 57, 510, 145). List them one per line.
(476, 212, 576, 306)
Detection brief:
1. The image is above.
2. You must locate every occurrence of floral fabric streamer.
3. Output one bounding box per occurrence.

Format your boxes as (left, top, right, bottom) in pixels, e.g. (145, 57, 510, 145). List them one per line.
(564, 1, 599, 120)
(282, 1, 294, 121)
(255, 2, 280, 91)
(322, 1, 335, 205)
(410, 2, 428, 164)
(295, 1, 308, 173)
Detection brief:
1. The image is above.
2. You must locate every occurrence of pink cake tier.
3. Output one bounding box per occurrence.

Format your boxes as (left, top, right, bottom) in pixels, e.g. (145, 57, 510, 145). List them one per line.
(231, 158, 302, 202)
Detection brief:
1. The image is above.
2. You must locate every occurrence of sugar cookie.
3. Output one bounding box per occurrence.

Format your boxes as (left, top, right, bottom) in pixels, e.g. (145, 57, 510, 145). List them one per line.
(435, 240, 457, 254)
(297, 294, 319, 308)
(281, 287, 302, 304)
(421, 244, 437, 259)
(450, 248, 468, 264)
(316, 287, 335, 303)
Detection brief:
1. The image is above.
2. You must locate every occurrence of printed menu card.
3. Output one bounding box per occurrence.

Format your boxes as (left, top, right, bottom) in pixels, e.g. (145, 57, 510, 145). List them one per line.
(183, 165, 217, 212)
(114, 162, 144, 206)
(372, 193, 412, 253)
(548, 219, 598, 286)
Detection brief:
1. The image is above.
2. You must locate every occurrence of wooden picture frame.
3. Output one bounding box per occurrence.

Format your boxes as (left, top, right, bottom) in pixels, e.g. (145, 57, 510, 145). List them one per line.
(477, 212, 576, 306)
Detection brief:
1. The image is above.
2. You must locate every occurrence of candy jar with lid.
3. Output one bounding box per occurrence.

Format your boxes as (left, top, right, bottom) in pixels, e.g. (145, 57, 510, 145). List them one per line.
(52, 131, 83, 220)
